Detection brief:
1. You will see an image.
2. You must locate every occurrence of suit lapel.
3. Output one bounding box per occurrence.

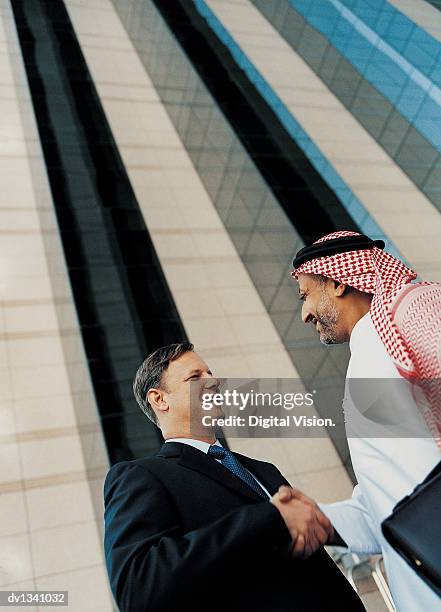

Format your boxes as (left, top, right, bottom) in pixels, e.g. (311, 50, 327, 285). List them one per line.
(158, 442, 270, 502)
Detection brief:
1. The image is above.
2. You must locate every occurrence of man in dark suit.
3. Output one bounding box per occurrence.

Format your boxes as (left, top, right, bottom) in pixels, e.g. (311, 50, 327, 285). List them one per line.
(104, 342, 365, 612)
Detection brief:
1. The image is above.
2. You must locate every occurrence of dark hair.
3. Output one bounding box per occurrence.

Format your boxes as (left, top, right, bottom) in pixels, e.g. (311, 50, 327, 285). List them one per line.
(133, 342, 194, 425)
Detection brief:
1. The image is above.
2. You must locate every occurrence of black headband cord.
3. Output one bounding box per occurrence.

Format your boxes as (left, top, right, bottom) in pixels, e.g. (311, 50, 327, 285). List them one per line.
(293, 235, 385, 269)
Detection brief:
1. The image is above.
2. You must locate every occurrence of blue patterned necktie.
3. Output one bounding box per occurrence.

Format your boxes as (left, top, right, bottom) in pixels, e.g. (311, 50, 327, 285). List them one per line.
(208, 445, 268, 499)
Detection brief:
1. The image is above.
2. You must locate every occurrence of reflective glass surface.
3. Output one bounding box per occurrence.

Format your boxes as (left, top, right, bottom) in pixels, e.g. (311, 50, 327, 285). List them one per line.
(12, 0, 181, 462)
(253, 0, 441, 210)
(112, 0, 364, 474)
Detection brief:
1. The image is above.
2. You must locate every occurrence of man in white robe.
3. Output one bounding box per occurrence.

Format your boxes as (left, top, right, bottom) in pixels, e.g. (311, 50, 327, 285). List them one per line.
(281, 230, 441, 612)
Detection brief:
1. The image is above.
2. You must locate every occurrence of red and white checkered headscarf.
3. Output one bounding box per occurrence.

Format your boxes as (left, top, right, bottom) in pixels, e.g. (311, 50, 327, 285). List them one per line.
(292, 230, 441, 446)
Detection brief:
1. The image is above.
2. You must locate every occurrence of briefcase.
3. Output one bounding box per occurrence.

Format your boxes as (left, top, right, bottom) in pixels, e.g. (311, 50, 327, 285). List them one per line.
(381, 459, 441, 597)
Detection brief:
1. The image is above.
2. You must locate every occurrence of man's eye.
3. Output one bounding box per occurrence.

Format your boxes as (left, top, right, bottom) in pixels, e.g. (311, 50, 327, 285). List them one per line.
(299, 294, 306, 302)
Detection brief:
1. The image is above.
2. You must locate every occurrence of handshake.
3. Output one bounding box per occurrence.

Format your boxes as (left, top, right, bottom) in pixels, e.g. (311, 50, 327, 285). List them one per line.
(271, 486, 334, 558)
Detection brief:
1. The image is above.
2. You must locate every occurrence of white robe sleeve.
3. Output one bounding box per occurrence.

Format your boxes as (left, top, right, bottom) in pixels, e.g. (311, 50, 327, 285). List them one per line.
(319, 485, 382, 555)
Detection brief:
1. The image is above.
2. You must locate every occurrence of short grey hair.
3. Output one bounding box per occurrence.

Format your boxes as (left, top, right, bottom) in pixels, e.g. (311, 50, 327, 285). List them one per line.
(313, 274, 329, 285)
(133, 342, 194, 425)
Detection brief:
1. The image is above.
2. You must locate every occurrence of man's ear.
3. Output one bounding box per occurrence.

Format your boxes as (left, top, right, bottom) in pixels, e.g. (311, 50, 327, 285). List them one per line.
(147, 388, 169, 416)
(333, 282, 350, 297)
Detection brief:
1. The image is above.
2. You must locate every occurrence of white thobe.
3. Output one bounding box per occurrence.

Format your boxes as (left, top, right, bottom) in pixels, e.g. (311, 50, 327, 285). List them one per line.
(321, 312, 440, 612)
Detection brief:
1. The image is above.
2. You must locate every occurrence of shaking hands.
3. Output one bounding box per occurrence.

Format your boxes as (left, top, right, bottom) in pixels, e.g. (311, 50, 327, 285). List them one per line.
(271, 486, 334, 559)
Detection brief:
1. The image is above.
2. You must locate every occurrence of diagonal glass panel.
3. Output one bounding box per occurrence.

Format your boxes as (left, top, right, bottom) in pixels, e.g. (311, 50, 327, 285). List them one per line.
(111, 0, 366, 476)
(253, 0, 441, 210)
(12, 0, 185, 462)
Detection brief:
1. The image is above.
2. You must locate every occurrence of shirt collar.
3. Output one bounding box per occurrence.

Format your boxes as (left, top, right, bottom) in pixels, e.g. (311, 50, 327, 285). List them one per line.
(165, 438, 222, 454)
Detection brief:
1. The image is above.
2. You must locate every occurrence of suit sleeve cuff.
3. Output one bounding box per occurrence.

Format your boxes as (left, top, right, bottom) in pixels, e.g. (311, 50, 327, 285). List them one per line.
(252, 501, 292, 548)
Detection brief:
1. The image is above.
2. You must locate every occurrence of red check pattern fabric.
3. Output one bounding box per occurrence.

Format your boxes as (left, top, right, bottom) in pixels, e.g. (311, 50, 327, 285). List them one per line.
(291, 230, 441, 447)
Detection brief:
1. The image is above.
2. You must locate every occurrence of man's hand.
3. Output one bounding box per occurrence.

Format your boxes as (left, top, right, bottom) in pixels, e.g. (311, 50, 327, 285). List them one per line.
(277, 485, 317, 507)
(271, 486, 334, 558)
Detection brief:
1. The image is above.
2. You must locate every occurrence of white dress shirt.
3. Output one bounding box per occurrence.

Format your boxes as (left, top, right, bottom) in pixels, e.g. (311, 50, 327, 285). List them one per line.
(321, 312, 440, 612)
(165, 438, 271, 498)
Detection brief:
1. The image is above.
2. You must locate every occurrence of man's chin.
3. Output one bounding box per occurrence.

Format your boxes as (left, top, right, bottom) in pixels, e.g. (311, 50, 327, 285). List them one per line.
(319, 334, 338, 345)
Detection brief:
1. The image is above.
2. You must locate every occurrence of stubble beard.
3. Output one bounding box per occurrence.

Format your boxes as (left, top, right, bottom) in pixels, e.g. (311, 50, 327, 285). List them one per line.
(316, 291, 340, 345)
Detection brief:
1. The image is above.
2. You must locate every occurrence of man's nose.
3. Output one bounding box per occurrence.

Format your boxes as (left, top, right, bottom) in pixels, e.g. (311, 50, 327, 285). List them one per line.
(203, 375, 220, 391)
(301, 303, 312, 324)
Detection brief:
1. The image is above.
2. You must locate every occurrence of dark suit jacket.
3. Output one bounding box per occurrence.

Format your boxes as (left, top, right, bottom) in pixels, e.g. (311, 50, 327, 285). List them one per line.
(104, 442, 365, 612)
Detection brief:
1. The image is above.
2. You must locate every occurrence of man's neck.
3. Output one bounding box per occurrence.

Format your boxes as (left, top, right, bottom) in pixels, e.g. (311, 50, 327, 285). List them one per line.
(347, 297, 372, 338)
